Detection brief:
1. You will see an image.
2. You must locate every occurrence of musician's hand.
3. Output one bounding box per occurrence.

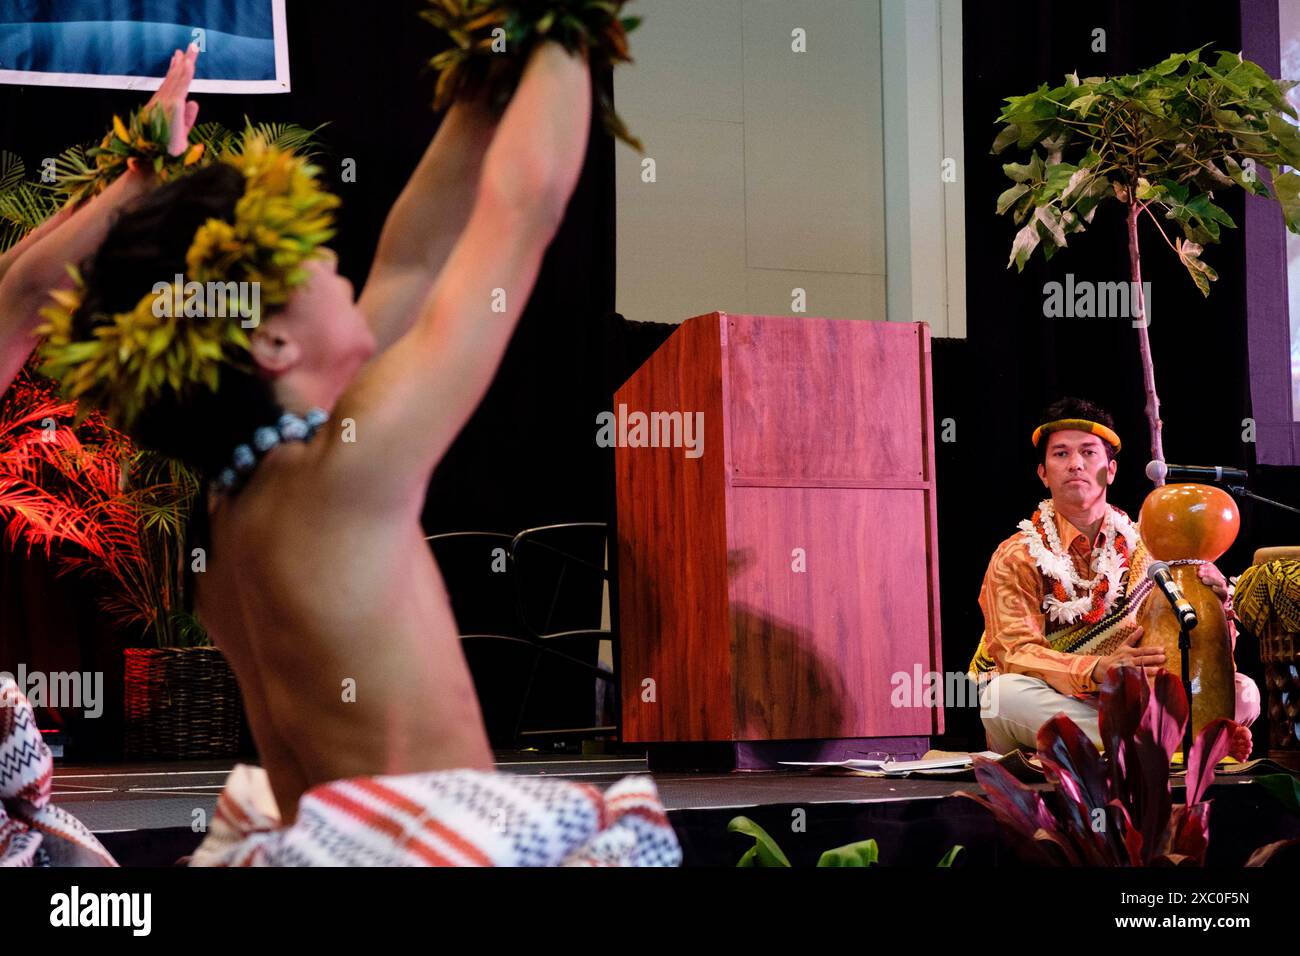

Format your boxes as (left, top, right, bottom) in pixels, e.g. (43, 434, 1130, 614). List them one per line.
(143, 43, 201, 157)
(1091, 627, 1166, 684)
(1228, 721, 1252, 762)
(1198, 560, 1240, 637)
(1198, 562, 1229, 605)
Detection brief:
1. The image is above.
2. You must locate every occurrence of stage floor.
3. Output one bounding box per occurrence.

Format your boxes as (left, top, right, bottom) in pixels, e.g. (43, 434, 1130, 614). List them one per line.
(51, 752, 1297, 866)
(52, 752, 999, 830)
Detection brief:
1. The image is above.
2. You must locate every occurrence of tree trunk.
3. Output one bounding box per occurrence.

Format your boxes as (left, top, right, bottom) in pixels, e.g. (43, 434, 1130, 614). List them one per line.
(1127, 201, 1164, 485)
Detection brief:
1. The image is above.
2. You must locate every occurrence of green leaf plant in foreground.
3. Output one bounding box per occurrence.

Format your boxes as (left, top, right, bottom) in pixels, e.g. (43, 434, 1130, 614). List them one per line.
(728, 815, 963, 867)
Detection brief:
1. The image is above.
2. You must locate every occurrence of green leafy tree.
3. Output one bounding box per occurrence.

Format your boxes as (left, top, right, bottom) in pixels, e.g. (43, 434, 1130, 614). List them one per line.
(994, 47, 1300, 476)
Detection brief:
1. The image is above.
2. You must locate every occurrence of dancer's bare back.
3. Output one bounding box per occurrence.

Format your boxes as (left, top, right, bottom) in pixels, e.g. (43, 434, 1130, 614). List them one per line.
(199, 437, 492, 822)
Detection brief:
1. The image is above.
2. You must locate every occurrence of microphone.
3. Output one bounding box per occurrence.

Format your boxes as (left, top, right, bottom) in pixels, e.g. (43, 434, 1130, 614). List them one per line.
(1147, 561, 1198, 630)
(1145, 461, 1249, 485)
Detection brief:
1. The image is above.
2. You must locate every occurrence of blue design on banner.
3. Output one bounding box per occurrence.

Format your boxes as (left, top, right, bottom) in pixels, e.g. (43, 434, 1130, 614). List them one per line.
(0, 2, 272, 37)
(0, 1, 282, 89)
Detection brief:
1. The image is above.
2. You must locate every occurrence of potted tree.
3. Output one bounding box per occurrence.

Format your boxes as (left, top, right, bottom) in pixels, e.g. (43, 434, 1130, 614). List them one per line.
(993, 47, 1300, 477)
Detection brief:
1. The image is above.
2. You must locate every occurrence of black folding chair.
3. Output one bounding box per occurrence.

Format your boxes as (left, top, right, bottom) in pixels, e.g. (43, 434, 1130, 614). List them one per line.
(508, 523, 616, 745)
(424, 531, 536, 747)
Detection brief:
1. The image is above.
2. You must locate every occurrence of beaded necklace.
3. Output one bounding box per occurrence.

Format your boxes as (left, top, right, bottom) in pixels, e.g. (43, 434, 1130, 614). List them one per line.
(212, 407, 329, 495)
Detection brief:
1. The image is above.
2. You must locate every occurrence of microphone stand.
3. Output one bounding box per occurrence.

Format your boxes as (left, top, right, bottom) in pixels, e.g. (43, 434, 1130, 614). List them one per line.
(1224, 483, 1300, 519)
(1152, 574, 1198, 761)
(1179, 615, 1193, 761)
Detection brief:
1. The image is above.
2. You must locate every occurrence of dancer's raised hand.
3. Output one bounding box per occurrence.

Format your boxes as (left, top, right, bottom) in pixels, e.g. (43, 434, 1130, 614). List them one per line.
(143, 43, 202, 157)
(0, 46, 199, 393)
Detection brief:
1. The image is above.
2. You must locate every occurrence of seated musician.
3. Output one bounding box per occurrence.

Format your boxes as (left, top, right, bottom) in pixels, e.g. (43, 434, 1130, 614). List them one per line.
(968, 397, 1260, 760)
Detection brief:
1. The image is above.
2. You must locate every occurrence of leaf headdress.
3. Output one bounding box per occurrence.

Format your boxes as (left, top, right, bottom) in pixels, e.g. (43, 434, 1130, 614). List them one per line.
(37, 132, 340, 431)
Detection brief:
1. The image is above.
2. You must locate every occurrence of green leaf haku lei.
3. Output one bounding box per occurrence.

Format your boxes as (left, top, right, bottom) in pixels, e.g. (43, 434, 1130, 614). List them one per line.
(36, 134, 340, 432)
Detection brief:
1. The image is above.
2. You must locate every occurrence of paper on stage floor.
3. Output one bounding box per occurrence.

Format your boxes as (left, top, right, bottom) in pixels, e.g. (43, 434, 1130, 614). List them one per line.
(779, 750, 1004, 776)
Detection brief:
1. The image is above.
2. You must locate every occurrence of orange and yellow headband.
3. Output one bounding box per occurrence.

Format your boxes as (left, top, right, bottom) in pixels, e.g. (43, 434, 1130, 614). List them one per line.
(1031, 418, 1121, 453)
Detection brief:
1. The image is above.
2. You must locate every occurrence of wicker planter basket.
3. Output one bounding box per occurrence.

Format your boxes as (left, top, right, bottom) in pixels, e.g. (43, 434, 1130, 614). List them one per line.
(124, 647, 243, 759)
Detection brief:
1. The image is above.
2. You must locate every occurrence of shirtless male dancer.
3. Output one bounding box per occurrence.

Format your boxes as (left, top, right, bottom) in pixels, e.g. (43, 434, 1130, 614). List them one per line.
(33, 41, 592, 824)
(202, 45, 595, 821)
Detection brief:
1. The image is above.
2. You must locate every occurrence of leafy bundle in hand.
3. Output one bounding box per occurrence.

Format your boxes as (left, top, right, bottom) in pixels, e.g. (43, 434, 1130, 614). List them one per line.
(421, 0, 643, 150)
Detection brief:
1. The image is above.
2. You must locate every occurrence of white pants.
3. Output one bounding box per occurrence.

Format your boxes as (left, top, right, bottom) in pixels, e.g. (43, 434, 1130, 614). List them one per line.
(978, 672, 1262, 754)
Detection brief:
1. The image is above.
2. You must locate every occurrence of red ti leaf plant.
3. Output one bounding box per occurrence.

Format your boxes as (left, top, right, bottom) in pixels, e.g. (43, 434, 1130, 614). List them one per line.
(959, 667, 1299, 865)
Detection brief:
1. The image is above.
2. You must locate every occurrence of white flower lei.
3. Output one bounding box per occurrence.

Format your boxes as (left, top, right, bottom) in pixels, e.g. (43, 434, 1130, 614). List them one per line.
(1016, 498, 1139, 625)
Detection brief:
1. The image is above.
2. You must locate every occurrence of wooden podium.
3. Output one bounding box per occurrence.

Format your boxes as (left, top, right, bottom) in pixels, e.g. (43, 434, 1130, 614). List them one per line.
(614, 313, 943, 768)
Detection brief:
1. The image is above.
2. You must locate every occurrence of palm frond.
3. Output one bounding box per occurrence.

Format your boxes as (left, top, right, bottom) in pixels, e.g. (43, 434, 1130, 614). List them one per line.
(0, 222, 24, 254)
(0, 152, 58, 250)
(0, 150, 25, 193)
(233, 119, 328, 158)
(190, 121, 236, 155)
(0, 370, 205, 646)
(168, 610, 209, 648)
(0, 181, 58, 236)
(43, 142, 95, 204)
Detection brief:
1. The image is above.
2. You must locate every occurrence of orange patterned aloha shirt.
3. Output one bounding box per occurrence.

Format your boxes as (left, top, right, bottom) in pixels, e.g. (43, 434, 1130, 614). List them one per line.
(978, 507, 1108, 698)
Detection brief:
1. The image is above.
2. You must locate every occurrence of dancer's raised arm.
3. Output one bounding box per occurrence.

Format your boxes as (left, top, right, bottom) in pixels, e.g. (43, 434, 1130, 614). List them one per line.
(358, 94, 499, 352)
(339, 40, 592, 505)
(0, 45, 200, 393)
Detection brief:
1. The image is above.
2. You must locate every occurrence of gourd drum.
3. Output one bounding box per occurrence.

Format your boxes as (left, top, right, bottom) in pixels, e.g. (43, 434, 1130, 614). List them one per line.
(1136, 483, 1238, 736)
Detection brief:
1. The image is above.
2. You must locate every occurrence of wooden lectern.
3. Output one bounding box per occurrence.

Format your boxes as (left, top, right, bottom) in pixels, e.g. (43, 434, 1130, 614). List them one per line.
(614, 313, 943, 768)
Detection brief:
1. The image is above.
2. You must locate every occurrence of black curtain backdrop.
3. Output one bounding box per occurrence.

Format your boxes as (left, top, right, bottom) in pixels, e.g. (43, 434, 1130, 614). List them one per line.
(3, 0, 1297, 757)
